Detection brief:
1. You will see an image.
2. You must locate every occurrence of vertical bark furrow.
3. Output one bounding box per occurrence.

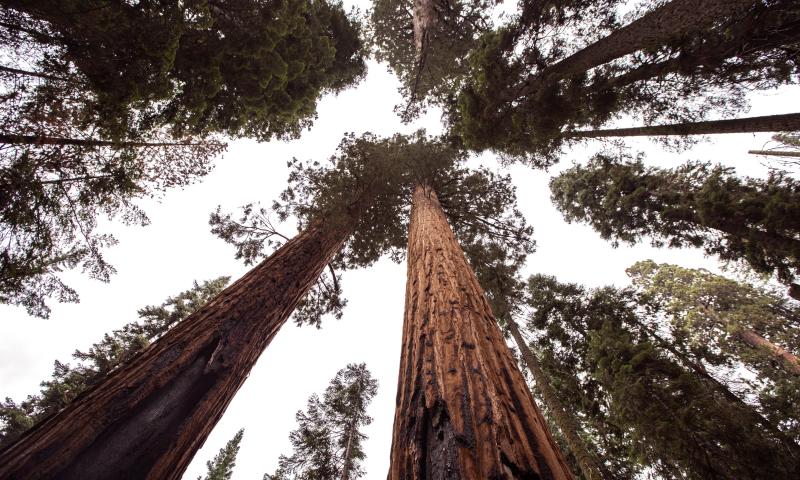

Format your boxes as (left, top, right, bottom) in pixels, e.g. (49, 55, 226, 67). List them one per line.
(388, 184, 573, 480)
(0, 211, 362, 479)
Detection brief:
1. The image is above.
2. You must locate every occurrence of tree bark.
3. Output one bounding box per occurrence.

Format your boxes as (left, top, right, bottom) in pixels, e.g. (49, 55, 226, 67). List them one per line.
(699, 304, 800, 375)
(506, 319, 609, 480)
(0, 65, 71, 82)
(790, 283, 800, 301)
(0, 133, 217, 148)
(388, 184, 573, 480)
(0, 203, 368, 479)
(749, 150, 800, 158)
(568, 113, 800, 138)
(532, 0, 754, 90)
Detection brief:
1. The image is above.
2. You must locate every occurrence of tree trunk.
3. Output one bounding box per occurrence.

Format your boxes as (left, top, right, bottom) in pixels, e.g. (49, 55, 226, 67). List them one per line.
(340, 378, 363, 480)
(0, 133, 217, 148)
(533, 0, 753, 90)
(738, 329, 800, 375)
(0, 65, 71, 82)
(388, 184, 573, 480)
(0, 203, 368, 479)
(699, 304, 800, 375)
(507, 319, 609, 480)
(749, 150, 800, 158)
(790, 283, 800, 301)
(568, 113, 800, 138)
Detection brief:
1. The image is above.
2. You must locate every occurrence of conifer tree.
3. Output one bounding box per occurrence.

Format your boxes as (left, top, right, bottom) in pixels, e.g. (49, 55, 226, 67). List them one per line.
(370, 0, 492, 118)
(0, 277, 229, 448)
(0, 0, 367, 139)
(0, 135, 386, 479)
(522, 274, 799, 478)
(199, 429, 244, 480)
(265, 363, 378, 480)
(213, 131, 570, 477)
(453, 0, 800, 162)
(550, 152, 800, 284)
(627, 260, 800, 439)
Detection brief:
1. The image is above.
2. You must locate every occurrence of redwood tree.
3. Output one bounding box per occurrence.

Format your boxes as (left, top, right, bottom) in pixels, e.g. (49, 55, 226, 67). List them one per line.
(388, 184, 572, 479)
(0, 135, 382, 479)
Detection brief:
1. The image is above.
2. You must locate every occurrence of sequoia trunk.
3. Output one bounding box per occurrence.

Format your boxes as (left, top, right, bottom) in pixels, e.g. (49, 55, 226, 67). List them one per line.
(388, 184, 573, 479)
(507, 319, 609, 480)
(0, 207, 366, 479)
(568, 113, 800, 138)
(0, 133, 216, 148)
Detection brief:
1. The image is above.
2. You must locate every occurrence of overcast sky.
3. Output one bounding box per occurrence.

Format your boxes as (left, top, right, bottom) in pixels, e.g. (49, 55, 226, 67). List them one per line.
(1, 3, 799, 479)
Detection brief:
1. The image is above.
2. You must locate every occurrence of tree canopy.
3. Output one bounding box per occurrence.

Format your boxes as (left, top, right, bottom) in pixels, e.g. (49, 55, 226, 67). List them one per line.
(550, 151, 800, 284)
(210, 131, 533, 327)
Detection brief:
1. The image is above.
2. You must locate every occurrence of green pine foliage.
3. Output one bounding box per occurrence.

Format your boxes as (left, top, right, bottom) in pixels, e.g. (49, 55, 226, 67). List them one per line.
(550, 152, 800, 284)
(0, 277, 229, 447)
(1, 0, 367, 140)
(210, 132, 533, 327)
(451, 0, 800, 163)
(265, 363, 378, 480)
(369, 0, 492, 119)
(522, 274, 799, 479)
(199, 429, 245, 480)
(627, 260, 800, 441)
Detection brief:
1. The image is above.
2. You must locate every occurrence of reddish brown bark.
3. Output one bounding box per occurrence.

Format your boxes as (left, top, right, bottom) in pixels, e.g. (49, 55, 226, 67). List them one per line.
(569, 113, 800, 138)
(388, 184, 573, 480)
(749, 150, 800, 158)
(738, 330, 800, 375)
(0, 205, 366, 479)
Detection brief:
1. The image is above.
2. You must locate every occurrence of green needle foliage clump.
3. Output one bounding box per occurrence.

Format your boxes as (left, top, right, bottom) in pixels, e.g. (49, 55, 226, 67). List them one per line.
(199, 429, 245, 480)
(522, 274, 799, 479)
(550, 152, 800, 284)
(265, 363, 378, 480)
(210, 131, 533, 327)
(2, 0, 367, 140)
(0, 277, 229, 447)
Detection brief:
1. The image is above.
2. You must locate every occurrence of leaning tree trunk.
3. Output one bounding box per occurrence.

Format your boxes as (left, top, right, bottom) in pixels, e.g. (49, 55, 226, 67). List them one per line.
(506, 319, 609, 480)
(532, 0, 753, 91)
(0, 201, 369, 479)
(699, 304, 800, 375)
(749, 150, 800, 158)
(0, 133, 217, 148)
(568, 113, 800, 138)
(388, 184, 573, 480)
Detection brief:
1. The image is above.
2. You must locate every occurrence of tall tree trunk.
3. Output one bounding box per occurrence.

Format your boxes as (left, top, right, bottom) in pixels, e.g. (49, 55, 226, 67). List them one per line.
(506, 319, 610, 480)
(790, 283, 800, 301)
(0, 65, 71, 82)
(699, 304, 800, 375)
(0, 133, 217, 148)
(340, 378, 363, 480)
(749, 150, 800, 158)
(0, 201, 370, 479)
(532, 0, 753, 90)
(568, 113, 800, 138)
(388, 184, 573, 480)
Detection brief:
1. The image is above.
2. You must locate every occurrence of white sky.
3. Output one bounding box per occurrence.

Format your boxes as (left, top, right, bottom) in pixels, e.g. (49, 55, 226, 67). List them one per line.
(1, 2, 799, 478)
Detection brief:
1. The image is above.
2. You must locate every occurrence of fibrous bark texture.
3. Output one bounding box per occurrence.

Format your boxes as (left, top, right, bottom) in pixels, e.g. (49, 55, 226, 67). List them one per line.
(0, 214, 361, 479)
(388, 184, 573, 480)
(569, 113, 800, 138)
(507, 320, 609, 480)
